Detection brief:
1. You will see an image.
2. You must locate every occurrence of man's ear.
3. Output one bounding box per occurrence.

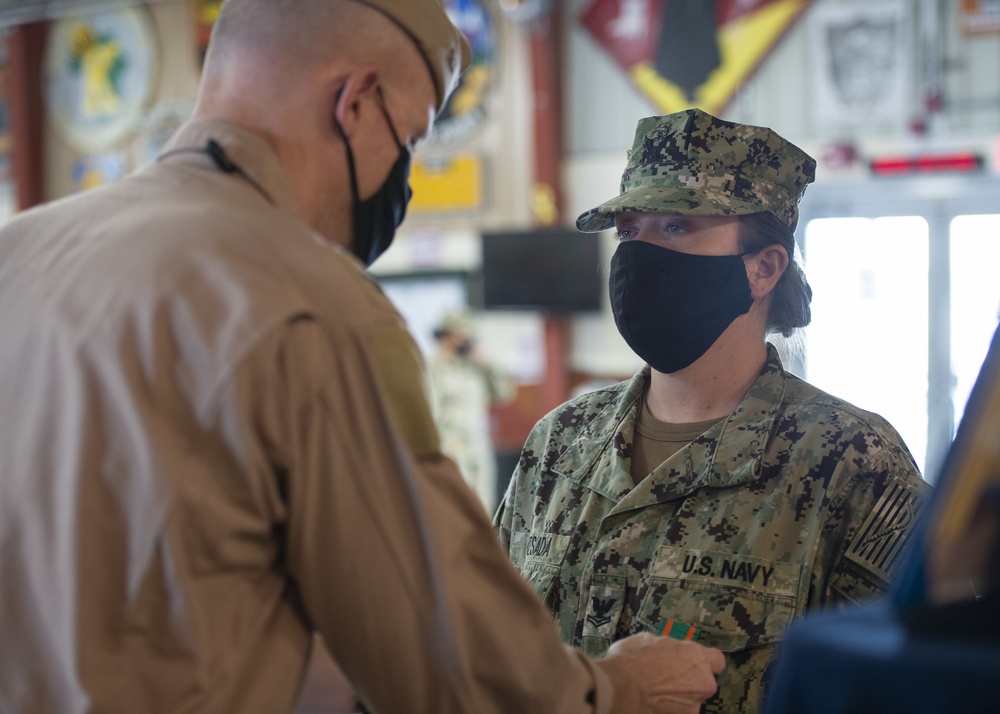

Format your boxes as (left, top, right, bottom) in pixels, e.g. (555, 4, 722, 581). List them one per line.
(746, 244, 789, 300)
(332, 66, 380, 140)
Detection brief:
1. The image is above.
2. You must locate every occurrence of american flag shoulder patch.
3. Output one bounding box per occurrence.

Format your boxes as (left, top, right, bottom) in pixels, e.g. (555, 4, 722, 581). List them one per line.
(847, 478, 927, 581)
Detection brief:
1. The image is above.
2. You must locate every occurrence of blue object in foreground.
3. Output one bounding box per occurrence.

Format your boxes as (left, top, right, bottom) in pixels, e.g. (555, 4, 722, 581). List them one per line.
(764, 597, 1000, 714)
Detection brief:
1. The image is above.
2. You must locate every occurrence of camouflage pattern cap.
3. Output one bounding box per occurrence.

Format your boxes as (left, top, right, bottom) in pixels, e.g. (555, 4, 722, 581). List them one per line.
(576, 109, 817, 233)
(357, 0, 472, 113)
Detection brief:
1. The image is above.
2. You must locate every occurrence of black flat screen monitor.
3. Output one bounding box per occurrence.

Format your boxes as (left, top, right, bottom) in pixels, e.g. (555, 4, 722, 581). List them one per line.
(481, 228, 604, 313)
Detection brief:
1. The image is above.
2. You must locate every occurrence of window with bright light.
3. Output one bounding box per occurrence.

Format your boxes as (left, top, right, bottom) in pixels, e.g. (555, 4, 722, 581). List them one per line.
(950, 214, 1000, 430)
(802, 216, 930, 475)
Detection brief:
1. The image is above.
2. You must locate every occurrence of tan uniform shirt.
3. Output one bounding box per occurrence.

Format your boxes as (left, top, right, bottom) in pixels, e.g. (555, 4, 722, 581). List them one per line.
(0, 120, 609, 714)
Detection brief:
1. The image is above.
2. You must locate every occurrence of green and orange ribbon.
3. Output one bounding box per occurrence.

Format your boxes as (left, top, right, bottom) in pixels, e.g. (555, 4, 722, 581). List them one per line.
(658, 618, 701, 642)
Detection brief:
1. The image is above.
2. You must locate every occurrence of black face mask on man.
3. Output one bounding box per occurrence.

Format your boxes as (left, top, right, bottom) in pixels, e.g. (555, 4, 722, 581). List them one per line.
(609, 240, 754, 374)
(336, 87, 412, 267)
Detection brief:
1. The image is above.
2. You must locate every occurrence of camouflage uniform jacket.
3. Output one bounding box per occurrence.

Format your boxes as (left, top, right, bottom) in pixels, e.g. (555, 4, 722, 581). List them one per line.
(495, 345, 929, 713)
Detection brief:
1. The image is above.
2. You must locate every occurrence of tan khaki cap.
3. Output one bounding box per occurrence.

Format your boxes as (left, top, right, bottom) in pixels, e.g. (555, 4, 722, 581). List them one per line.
(357, 0, 472, 112)
(577, 109, 816, 233)
(435, 311, 472, 336)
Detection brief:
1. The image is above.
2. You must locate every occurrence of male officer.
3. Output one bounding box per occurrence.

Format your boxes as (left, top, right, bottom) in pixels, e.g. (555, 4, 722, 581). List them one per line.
(0, 3, 723, 713)
(495, 109, 930, 713)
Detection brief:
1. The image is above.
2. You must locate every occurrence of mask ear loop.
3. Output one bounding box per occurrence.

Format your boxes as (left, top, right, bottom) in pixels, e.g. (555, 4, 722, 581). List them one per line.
(374, 85, 406, 151)
(333, 86, 362, 205)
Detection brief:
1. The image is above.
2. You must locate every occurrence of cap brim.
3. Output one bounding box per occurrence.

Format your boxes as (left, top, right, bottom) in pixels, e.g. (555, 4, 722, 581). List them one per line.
(575, 185, 767, 232)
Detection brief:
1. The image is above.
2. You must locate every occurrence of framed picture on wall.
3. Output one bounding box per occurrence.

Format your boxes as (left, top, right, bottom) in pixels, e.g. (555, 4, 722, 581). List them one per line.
(961, 0, 1000, 35)
(810, 2, 911, 128)
(44, 5, 158, 153)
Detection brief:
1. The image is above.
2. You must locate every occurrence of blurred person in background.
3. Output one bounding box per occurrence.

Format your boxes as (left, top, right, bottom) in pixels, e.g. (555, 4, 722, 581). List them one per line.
(428, 311, 514, 511)
(495, 109, 930, 713)
(0, 1, 725, 712)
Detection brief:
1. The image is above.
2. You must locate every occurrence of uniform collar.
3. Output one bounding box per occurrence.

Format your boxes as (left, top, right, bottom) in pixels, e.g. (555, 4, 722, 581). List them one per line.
(157, 119, 306, 222)
(552, 344, 787, 513)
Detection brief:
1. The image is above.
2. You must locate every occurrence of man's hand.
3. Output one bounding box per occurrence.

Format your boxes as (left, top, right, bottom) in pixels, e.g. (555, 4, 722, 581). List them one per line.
(596, 632, 725, 714)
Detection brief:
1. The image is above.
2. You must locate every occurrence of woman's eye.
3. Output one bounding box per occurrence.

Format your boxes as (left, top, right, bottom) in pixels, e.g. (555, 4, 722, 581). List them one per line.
(664, 222, 684, 233)
(616, 228, 637, 240)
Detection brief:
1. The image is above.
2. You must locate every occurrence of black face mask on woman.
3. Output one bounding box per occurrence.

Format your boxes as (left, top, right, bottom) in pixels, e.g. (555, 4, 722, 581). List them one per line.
(609, 239, 754, 374)
(336, 87, 412, 267)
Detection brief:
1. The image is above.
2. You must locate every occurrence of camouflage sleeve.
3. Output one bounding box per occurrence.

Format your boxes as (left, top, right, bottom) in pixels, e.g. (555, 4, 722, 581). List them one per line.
(492, 443, 524, 553)
(482, 362, 515, 405)
(493, 481, 513, 552)
(813, 444, 931, 606)
(493, 418, 552, 554)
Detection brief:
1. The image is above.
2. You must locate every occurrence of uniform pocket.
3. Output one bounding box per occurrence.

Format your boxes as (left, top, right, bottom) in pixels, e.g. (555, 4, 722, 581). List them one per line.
(638, 580, 796, 651)
(509, 531, 573, 606)
(520, 562, 561, 605)
(636, 546, 801, 652)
